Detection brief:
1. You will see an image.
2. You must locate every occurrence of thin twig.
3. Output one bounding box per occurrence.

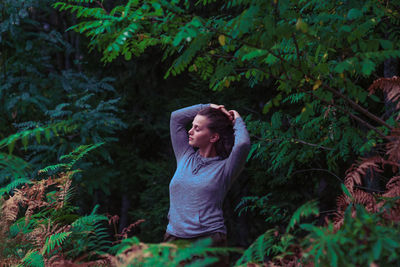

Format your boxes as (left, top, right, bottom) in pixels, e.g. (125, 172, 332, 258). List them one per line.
(292, 33, 301, 67)
(292, 168, 342, 183)
(322, 84, 394, 131)
(299, 88, 388, 140)
(291, 168, 386, 193)
(253, 136, 334, 151)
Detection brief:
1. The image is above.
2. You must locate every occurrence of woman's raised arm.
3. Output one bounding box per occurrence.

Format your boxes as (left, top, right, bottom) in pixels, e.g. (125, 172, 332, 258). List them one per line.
(170, 104, 209, 162)
(223, 110, 251, 183)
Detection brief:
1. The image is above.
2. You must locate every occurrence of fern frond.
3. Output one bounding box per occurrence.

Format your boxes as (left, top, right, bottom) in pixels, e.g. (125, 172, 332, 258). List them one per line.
(0, 120, 76, 153)
(383, 176, 400, 198)
(286, 200, 319, 233)
(59, 142, 104, 166)
(368, 76, 400, 116)
(55, 179, 73, 209)
(37, 163, 70, 175)
(2, 188, 26, 224)
(108, 236, 141, 255)
(386, 130, 400, 171)
(21, 250, 45, 267)
(0, 177, 32, 196)
(42, 231, 72, 255)
(235, 229, 276, 265)
(0, 152, 31, 178)
(343, 156, 386, 193)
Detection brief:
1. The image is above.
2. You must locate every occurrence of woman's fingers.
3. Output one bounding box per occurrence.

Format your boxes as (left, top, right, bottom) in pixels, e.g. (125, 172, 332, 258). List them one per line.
(228, 110, 240, 124)
(220, 107, 233, 120)
(211, 104, 233, 120)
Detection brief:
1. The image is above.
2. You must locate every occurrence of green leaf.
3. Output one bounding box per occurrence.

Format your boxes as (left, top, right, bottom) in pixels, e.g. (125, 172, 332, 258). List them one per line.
(242, 49, 268, 61)
(334, 60, 351, 73)
(44, 128, 51, 141)
(8, 140, 15, 155)
(361, 59, 375, 76)
(341, 183, 352, 198)
(286, 200, 319, 232)
(246, 144, 257, 161)
(21, 250, 44, 267)
(379, 39, 393, 49)
(22, 134, 28, 151)
(347, 8, 363, 20)
(373, 239, 382, 260)
(35, 130, 41, 144)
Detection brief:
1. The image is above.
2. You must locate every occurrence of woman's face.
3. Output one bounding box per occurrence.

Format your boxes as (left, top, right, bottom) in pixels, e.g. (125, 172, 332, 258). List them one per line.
(188, 115, 216, 148)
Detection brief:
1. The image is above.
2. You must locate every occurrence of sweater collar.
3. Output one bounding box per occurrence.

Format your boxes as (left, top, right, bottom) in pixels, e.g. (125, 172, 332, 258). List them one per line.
(192, 150, 221, 174)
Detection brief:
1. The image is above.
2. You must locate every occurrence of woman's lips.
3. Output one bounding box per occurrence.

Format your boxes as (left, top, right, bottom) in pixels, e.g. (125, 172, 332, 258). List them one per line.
(189, 137, 193, 141)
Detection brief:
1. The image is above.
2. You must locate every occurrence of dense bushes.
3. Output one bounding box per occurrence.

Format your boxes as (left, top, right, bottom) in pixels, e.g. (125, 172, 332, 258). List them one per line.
(2, 0, 400, 266)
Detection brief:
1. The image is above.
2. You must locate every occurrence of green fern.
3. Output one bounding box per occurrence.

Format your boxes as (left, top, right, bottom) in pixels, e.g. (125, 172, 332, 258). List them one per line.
(42, 231, 72, 255)
(68, 205, 111, 257)
(0, 152, 31, 180)
(38, 143, 104, 174)
(21, 250, 45, 267)
(235, 229, 276, 265)
(0, 178, 32, 196)
(0, 121, 76, 154)
(286, 200, 319, 233)
(112, 237, 236, 266)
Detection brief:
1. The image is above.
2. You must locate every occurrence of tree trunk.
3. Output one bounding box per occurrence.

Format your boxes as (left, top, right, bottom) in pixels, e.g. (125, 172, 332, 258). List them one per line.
(118, 193, 131, 233)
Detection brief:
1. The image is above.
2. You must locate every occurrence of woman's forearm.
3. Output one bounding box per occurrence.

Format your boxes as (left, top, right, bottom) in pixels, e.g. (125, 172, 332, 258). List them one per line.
(170, 104, 210, 160)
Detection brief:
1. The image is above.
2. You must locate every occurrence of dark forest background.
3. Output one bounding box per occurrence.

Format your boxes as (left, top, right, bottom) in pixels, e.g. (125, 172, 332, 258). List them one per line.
(1, 0, 400, 266)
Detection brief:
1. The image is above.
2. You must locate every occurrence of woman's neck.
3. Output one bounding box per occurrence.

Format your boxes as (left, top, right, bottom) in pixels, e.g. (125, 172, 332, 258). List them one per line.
(199, 145, 218, 158)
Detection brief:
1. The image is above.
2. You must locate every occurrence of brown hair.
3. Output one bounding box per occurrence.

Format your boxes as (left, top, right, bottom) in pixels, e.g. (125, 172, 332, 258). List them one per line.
(197, 107, 234, 158)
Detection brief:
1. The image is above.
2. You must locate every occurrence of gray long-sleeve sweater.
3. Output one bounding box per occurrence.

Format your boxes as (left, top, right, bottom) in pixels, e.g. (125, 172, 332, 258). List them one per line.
(166, 104, 251, 238)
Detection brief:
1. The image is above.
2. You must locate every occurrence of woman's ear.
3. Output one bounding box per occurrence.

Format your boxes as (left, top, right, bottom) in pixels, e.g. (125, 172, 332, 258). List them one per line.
(210, 133, 220, 143)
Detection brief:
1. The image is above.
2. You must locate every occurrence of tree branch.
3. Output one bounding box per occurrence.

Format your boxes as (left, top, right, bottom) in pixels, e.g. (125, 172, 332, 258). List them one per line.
(322, 84, 394, 131)
(291, 168, 386, 193)
(299, 88, 388, 140)
(253, 136, 334, 151)
(292, 33, 301, 67)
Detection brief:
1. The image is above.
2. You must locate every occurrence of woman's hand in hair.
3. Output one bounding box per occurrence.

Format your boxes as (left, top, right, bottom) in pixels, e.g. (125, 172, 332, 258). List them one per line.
(228, 110, 240, 124)
(210, 104, 233, 121)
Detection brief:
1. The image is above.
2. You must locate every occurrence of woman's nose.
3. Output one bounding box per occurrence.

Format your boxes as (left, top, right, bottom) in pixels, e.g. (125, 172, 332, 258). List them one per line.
(188, 128, 193, 135)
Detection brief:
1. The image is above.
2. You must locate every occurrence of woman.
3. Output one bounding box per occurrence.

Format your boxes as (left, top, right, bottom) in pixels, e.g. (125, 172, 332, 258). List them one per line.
(164, 103, 251, 253)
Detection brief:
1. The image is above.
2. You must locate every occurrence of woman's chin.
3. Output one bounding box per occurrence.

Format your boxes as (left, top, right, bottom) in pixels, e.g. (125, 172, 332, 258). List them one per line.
(188, 140, 197, 147)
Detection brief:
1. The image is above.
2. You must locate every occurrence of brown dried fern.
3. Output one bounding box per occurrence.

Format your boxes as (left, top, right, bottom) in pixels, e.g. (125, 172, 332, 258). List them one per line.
(54, 173, 73, 210)
(343, 156, 385, 194)
(335, 152, 400, 229)
(334, 189, 378, 230)
(2, 188, 27, 225)
(386, 130, 400, 172)
(368, 76, 400, 117)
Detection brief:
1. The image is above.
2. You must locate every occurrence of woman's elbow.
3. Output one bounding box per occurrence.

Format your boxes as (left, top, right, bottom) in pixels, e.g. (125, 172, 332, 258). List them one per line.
(237, 138, 251, 155)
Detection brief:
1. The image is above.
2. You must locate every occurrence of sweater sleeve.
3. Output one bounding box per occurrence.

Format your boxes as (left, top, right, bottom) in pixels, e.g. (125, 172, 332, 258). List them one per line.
(223, 116, 251, 183)
(170, 104, 210, 162)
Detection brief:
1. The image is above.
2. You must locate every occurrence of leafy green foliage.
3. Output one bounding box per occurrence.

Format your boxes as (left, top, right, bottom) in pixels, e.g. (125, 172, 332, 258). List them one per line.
(2, 0, 400, 266)
(0, 0, 125, 192)
(235, 193, 288, 225)
(21, 250, 45, 267)
(43, 231, 72, 255)
(235, 229, 277, 265)
(109, 236, 236, 266)
(66, 206, 111, 258)
(286, 200, 319, 233)
(0, 177, 32, 197)
(0, 139, 111, 264)
(301, 205, 400, 267)
(54, 3, 400, 225)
